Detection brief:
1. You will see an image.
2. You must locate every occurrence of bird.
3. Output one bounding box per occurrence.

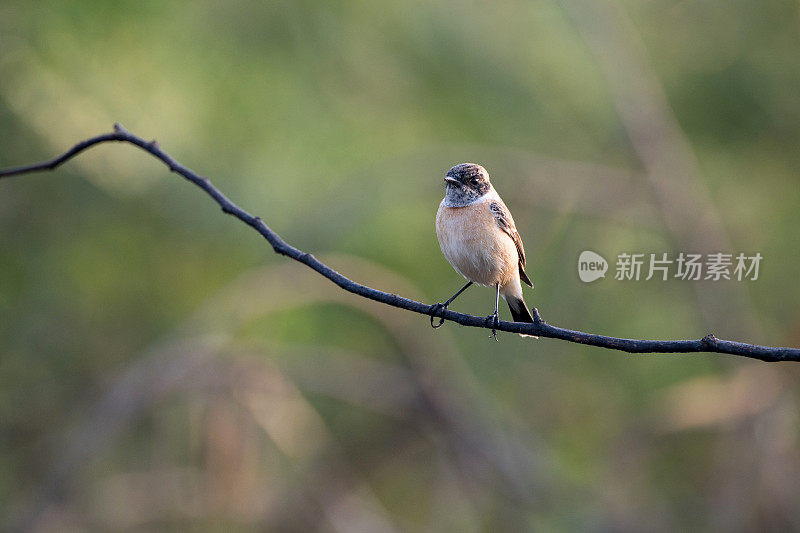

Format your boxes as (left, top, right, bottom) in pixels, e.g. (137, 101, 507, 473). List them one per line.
(430, 163, 536, 339)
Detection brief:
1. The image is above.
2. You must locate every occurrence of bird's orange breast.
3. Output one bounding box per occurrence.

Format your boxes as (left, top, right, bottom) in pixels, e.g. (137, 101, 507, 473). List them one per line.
(436, 200, 519, 287)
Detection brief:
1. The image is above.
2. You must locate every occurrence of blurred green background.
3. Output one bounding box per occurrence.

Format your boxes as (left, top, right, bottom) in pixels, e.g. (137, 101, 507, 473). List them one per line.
(2, 0, 800, 530)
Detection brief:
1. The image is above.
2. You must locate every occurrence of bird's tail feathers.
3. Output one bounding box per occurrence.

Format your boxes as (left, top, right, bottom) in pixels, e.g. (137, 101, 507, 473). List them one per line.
(506, 296, 538, 338)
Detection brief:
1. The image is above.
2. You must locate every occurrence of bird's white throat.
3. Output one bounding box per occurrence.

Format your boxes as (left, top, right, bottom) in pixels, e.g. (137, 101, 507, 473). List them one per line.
(442, 186, 497, 208)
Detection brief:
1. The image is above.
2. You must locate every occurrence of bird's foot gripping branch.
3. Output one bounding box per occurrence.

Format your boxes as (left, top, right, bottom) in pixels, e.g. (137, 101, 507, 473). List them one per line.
(1, 124, 799, 362)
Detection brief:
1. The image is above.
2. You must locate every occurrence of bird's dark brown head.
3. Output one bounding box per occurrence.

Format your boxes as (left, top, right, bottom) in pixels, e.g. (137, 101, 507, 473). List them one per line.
(443, 163, 492, 206)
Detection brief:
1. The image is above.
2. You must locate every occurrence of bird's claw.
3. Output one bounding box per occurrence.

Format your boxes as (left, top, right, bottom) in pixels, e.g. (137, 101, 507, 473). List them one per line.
(429, 302, 447, 329)
(485, 313, 500, 341)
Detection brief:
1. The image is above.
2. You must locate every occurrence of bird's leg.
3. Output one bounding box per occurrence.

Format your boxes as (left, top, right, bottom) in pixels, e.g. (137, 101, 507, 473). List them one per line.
(485, 282, 500, 341)
(429, 281, 473, 328)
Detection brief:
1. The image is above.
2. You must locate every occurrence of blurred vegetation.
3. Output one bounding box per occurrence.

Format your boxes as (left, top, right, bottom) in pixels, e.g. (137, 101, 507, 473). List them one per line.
(1, 0, 800, 530)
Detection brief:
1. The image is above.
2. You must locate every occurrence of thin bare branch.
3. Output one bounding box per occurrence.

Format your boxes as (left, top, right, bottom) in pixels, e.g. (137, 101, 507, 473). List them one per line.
(1, 125, 797, 362)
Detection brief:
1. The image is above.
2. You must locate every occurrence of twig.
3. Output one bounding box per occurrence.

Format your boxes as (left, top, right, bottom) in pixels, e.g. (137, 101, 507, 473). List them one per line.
(1, 125, 798, 362)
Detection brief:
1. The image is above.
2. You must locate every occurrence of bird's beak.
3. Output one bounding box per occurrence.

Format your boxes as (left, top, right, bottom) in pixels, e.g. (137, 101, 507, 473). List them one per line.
(444, 177, 459, 185)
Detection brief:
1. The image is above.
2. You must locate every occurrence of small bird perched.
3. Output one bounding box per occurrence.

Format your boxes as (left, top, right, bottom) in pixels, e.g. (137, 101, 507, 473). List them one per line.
(431, 163, 535, 339)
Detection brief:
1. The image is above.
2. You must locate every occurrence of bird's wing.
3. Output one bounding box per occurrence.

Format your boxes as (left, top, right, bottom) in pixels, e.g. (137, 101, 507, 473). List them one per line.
(490, 200, 533, 287)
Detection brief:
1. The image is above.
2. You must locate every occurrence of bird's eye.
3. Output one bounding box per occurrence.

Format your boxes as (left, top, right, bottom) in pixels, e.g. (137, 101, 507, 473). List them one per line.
(470, 177, 479, 185)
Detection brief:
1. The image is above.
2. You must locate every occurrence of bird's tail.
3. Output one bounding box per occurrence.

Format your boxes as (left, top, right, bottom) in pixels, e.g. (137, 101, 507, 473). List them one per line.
(506, 296, 538, 338)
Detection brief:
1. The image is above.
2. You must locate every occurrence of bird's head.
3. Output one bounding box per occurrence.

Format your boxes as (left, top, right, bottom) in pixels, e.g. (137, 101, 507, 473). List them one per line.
(443, 163, 492, 206)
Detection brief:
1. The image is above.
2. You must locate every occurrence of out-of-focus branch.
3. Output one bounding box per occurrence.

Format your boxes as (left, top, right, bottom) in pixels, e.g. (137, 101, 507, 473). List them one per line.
(1, 125, 797, 362)
(560, 0, 761, 339)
